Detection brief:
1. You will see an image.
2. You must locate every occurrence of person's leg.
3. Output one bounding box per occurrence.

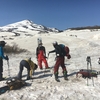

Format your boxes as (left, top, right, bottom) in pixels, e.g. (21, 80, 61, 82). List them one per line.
(60, 57, 68, 80)
(26, 69, 30, 80)
(54, 57, 61, 80)
(17, 60, 24, 80)
(22, 60, 30, 80)
(38, 58, 43, 69)
(42, 57, 49, 68)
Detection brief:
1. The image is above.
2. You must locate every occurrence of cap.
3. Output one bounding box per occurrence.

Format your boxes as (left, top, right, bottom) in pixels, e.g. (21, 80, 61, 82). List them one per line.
(0, 41, 6, 45)
(52, 41, 58, 46)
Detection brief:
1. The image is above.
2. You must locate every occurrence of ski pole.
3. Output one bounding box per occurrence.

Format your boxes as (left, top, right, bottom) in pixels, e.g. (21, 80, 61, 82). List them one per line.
(90, 60, 94, 86)
(7, 60, 11, 78)
(44, 57, 48, 76)
(86, 56, 90, 86)
(86, 56, 94, 86)
(87, 61, 89, 86)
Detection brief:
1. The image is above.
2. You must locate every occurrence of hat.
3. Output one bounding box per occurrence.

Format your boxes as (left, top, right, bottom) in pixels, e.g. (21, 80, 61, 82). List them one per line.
(52, 41, 58, 46)
(0, 41, 6, 45)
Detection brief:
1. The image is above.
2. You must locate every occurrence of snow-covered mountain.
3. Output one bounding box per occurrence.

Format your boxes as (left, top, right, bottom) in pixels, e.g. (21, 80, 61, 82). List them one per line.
(0, 20, 62, 33)
(1, 23, 100, 99)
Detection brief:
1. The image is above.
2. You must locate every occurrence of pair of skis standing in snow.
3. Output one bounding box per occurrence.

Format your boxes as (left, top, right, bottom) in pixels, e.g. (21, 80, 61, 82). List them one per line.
(36, 38, 71, 82)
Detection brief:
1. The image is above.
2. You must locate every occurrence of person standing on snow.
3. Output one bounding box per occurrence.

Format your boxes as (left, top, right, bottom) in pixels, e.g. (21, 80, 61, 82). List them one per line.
(36, 43, 50, 70)
(17, 58, 37, 80)
(0, 41, 9, 81)
(48, 41, 68, 81)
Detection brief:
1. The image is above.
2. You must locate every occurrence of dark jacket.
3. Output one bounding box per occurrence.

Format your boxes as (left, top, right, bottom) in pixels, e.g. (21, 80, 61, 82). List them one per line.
(49, 45, 65, 57)
(36, 45, 46, 57)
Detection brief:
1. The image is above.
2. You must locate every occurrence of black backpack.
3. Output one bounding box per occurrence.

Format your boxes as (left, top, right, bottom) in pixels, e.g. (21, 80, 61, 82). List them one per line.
(59, 44, 71, 59)
(59, 44, 67, 56)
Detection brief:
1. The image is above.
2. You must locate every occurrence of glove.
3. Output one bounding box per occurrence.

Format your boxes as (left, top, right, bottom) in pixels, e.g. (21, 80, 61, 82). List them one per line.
(6, 55, 9, 60)
(45, 56, 48, 59)
(67, 54, 71, 59)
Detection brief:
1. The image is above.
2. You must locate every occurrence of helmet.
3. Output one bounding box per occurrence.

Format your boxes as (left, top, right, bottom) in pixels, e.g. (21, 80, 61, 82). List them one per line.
(0, 41, 6, 46)
(52, 41, 58, 46)
(0, 41, 6, 45)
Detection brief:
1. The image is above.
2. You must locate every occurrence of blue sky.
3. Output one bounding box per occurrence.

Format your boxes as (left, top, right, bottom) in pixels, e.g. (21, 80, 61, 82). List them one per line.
(0, 0, 100, 30)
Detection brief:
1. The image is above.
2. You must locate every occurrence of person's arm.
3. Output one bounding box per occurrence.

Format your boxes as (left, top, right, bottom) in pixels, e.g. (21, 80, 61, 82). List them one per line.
(29, 61, 35, 78)
(0, 47, 7, 60)
(49, 50, 56, 53)
(43, 46, 46, 57)
(48, 50, 56, 58)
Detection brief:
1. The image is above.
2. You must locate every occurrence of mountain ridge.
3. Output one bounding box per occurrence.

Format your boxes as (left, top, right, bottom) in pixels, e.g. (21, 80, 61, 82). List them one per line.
(0, 20, 63, 33)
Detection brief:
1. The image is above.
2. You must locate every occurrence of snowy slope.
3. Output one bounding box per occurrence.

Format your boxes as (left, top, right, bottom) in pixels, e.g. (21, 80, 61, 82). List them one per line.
(0, 26, 100, 99)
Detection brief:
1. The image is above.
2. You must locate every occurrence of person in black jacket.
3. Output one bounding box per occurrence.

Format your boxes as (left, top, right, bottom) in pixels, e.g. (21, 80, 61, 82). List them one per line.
(36, 43, 49, 69)
(48, 41, 68, 81)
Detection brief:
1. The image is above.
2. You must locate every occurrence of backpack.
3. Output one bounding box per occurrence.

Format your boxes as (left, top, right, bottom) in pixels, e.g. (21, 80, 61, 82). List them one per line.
(59, 44, 71, 59)
(6, 78, 27, 90)
(76, 69, 98, 78)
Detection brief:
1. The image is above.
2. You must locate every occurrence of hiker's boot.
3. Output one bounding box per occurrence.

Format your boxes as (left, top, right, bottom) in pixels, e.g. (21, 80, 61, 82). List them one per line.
(0, 73, 4, 81)
(63, 71, 68, 80)
(46, 67, 51, 69)
(54, 72, 59, 81)
(27, 77, 30, 80)
(40, 68, 43, 70)
(27, 76, 30, 80)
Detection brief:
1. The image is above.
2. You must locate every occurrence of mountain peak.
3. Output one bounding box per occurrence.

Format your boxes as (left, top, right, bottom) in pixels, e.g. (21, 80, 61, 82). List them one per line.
(0, 20, 62, 33)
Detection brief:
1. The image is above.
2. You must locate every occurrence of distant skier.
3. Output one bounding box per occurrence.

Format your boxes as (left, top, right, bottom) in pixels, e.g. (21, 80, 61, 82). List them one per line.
(17, 58, 37, 80)
(48, 41, 68, 81)
(0, 41, 9, 81)
(36, 42, 50, 69)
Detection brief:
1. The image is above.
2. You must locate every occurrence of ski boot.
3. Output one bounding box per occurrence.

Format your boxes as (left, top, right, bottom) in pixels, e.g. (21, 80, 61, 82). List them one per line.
(54, 72, 60, 82)
(63, 71, 68, 80)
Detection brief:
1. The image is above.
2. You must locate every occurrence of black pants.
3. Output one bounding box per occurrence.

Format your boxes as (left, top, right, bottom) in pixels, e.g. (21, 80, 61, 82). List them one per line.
(18, 60, 30, 80)
(0, 58, 3, 80)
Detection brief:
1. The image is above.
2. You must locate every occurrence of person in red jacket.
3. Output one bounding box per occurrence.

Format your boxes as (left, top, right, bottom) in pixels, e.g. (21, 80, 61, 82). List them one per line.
(36, 43, 49, 70)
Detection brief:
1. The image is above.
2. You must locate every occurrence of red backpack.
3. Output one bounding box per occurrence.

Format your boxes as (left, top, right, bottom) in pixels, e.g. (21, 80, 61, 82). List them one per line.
(65, 46, 71, 59)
